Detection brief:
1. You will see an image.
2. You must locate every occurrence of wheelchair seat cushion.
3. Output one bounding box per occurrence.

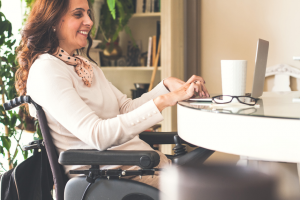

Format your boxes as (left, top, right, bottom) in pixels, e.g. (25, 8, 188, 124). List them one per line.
(65, 176, 159, 200)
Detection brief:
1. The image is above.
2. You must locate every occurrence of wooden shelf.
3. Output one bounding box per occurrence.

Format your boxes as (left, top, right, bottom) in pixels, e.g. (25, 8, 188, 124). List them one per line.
(132, 12, 161, 18)
(100, 66, 161, 71)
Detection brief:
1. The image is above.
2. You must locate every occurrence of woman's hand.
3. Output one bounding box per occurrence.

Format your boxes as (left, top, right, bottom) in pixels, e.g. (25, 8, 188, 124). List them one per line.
(154, 75, 210, 112)
(163, 77, 185, 92)
(163, 76, 209, 97)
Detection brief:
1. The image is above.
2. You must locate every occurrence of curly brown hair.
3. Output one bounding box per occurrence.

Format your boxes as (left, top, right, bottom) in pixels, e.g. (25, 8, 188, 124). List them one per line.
(15, 0, 95, 96)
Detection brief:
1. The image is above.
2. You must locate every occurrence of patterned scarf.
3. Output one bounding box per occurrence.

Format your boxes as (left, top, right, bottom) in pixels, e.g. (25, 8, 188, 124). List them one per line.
(54, 48, 94, 87)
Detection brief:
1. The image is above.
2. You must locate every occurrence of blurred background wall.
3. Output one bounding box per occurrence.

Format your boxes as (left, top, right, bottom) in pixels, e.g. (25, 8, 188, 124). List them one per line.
(199, 0, 300, 164)
(199, 0, 300, 94)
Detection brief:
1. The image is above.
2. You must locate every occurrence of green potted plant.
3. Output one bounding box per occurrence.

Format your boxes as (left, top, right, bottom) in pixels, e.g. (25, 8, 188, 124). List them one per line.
(0, 0, 32, 171)
(97, 0, 135, 60)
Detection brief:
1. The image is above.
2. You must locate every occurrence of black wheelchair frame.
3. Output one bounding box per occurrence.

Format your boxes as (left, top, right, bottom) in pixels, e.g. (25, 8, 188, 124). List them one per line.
(4, 96, 214, 200)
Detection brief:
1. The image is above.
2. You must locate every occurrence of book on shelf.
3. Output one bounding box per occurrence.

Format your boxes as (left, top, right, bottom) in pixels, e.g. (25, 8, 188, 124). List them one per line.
(135, 0, 160, 13)
(145, 0, 151, 13)
(135, 0, 143, 13)
(156, 21, 161, 66)
(152, 35, 156, 66)
(146, 20, 161, 67)
(151, 0, 155, 12)
(147, 36, 152, 67)
(147, 36, 160, 67)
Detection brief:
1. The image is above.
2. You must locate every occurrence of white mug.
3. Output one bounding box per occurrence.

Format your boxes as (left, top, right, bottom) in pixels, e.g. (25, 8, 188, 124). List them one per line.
(221, 60, 247, 103)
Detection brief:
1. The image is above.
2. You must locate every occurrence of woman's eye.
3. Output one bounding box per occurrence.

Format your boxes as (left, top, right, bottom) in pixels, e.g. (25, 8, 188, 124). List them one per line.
(74, 13, 82, 18)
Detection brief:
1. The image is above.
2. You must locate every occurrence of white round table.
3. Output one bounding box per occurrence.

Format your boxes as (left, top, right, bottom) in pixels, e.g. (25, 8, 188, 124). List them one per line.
(177, 91, 300, 163)
(178, 91, 300, 199)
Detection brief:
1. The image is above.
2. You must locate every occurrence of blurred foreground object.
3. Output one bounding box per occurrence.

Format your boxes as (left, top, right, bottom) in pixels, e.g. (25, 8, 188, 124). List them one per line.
(160, 164, 276, 200)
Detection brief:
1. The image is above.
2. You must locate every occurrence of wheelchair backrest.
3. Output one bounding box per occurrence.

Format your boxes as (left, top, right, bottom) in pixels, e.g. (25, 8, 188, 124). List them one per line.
(3, 96, 68, 200)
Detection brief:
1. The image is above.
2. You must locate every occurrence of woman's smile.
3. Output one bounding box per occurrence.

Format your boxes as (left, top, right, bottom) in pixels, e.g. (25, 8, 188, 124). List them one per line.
(78, 30, 89, 37)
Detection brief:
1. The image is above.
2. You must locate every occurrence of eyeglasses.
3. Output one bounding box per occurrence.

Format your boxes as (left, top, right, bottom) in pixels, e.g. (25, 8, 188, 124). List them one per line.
(212, 95, 259, 106)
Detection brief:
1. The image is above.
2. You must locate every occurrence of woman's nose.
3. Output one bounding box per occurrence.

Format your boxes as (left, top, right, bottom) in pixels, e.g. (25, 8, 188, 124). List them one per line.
(84, 14, 93, 27)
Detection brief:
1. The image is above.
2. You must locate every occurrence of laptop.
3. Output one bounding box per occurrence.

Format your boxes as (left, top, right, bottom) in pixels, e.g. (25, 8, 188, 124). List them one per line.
(189, 39, 269, 101)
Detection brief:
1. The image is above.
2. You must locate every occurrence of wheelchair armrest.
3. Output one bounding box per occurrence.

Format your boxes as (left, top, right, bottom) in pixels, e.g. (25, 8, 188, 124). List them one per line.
(58, 149, 160, 169)
(139, 131, 196, 147)
(139, 131, 177, 144)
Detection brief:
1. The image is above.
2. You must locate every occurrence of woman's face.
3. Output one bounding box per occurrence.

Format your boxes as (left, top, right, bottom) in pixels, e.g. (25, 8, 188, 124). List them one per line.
(55, 0, 93, 55)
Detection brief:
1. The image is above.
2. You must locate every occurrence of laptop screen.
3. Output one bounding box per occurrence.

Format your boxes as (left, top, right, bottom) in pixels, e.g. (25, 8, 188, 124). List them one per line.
(251, 39, 269, 98)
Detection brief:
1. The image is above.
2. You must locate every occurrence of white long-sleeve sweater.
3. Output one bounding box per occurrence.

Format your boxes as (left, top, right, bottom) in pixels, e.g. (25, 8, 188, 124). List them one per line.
(27, 53, 169, 175)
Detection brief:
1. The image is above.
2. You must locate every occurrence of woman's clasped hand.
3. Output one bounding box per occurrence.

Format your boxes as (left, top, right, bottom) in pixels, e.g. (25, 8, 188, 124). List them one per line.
(154, 75, 210, 112)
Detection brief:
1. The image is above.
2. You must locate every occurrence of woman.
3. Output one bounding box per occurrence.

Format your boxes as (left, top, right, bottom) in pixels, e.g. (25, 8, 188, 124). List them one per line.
(15, 0, 209, 188)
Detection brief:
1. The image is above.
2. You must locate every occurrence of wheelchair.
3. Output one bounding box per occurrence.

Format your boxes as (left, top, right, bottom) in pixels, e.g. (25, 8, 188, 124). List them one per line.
(4, 96, 214, 200)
